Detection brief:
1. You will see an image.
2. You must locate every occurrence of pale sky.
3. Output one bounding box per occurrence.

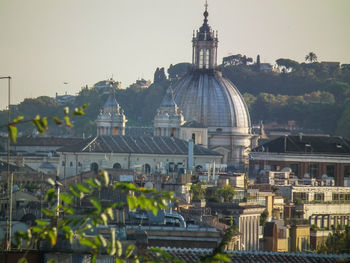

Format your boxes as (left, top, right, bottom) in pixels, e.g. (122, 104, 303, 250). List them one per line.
(1, 0, 350, 109)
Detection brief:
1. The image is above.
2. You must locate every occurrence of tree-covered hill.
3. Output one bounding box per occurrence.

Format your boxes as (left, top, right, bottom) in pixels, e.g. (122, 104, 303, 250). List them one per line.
(1, 56, 350, 138)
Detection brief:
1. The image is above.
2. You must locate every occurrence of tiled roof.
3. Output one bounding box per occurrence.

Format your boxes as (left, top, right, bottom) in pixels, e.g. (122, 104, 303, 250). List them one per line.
(253, 135, 350, 155)
(182, 120, 207, 128)
(10, 136, 84, 147)
(125, 127, 153, 137)
(57, 135, 221, 156)
(147, 247, 349, 263)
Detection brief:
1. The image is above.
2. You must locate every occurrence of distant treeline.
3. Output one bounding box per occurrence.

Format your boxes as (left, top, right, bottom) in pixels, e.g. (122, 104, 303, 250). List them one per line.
(1, 55, 350, 138)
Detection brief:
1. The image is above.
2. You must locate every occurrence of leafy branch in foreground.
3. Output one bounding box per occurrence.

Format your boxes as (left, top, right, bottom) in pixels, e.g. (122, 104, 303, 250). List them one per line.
(15, 169, 175, 263)
(2, 104, 88, 143)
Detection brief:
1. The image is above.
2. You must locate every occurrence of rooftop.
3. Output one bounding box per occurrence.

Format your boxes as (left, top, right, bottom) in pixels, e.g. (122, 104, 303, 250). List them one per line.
(57, 135, 221, 156)
(253, 135, 350, 155)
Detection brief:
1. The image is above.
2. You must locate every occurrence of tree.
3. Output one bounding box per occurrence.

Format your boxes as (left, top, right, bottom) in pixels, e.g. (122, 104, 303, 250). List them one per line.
(276, 58, 299, 73)
(305, 52, 318, 63)
(217, 185, 236, 202)
(317, 226, 350, 254)
(153, 67, 167, 84)
(191, 181, 207, 201)
(259, 210, 268, 226)
(167, 63, 191, 80)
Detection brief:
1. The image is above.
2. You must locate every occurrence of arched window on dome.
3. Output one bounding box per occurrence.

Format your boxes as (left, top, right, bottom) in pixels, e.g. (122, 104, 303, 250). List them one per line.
(204, 49, 210, 69)
(199, 49, 204, 69)
(192, 133, 196, 144)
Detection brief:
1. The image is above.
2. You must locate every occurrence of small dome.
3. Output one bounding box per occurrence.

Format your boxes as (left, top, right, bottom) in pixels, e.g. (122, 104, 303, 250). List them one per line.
(104, 93, 120, 108)
(172, 71, 251, 131)
(160, 88, 176, 108)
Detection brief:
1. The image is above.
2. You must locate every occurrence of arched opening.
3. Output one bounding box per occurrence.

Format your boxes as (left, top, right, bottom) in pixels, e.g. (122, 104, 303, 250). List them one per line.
(143, 164, 151, 174)
(90, 162, 99, 174)
(195, 165, 203, 173)
(192, 133, 196, 144)
(113, 163, 122, 170)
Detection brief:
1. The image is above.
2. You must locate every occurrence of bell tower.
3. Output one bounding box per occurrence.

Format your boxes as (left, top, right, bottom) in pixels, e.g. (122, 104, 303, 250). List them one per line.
(154, 87, 184, 137)
(96, 89, 127, 136)
(192, 1, 218, 70)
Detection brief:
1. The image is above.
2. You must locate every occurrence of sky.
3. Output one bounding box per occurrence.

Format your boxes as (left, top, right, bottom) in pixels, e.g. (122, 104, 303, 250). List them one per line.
(0, 0, 350, 109)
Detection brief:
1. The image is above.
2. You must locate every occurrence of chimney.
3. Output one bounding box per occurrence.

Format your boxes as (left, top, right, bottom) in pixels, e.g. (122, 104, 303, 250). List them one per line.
(188, 139, 194, 171)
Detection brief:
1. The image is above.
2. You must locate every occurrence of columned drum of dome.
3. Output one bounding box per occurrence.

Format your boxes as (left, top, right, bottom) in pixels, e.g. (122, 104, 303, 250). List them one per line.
(158, 3, 253, 168)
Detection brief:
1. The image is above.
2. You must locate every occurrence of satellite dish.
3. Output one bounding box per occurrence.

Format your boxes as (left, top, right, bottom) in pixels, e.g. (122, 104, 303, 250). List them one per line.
(144, 182, 154, 189)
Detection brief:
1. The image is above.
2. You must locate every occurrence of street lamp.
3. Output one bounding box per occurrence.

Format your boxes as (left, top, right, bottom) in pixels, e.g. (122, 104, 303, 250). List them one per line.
(0, 76, 12, 250)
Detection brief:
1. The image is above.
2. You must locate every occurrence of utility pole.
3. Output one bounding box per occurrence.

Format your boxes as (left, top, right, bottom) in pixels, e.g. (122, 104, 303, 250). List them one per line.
(0, 76, 11, 250)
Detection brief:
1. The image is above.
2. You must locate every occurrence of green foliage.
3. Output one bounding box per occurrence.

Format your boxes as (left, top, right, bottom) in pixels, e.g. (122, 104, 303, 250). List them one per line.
(15, 170, 175, 262)
(168, 63, 191, 81)
(317, 226, 350, 254)
(3, 104, 87, 143)
(191, 181, 207, 201)
(217, 186, 236, 203)
(260, 210, 268, 226)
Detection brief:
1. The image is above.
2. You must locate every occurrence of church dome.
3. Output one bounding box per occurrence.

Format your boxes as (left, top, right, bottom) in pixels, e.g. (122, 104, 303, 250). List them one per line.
(172, 70, 251, 131)
(163, 3, 251, 133)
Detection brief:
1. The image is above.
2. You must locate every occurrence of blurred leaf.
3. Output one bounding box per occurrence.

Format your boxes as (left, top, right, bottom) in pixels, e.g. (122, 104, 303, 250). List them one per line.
(35, 219, 49, 226)
(39, 117, 48, 130)
(60, 193, 74, 205)
(76, 183, 92, 194)
(97, 234, 107, 247)
(69, 185, 81, 198)
(48, 227, 57, 246)
(63, 107, 69, 115)
(105, 207, 114, 220)
(32, 115, 44, 134)
(8, 124, 17, 143)
(17, 258, 28, 263)
(64, 116, 73, 128)
(127, 195, 137, 211)
(53, 116, 63, 125)
(125, 244, 135, 258)
(42, 208, 55, 217)
(90, 197, 101, 212)
(12, 115, 23, 124)
(86, 178, 101, 189)
(80, 237, 97, 250)
(99, 169, 109, 186)
(101, 213, 108, 225)
(116, 240, 122, 257)
(115, 258, 125, 263)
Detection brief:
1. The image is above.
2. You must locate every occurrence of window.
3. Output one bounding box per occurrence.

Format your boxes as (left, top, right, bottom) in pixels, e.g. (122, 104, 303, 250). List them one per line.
(113, 163, 121, 169)
(345, 194, 350, 201)
(143, 164, 151, 174)
(332, 193, 345, 201)
(290, 164, 299, 177)
(78, 162, 82, 167)
(204, 49, 209, 68)
(314, 193, 324, 201)
(344, 166, 350, 178)
(70, 162, 73, 167)
(90, 163, 99, 174)
(309, 164, 318, 178)
(192, 133, 196, 144)
(62, 161, 65, 166)
(199, 49, 204, 69)
(293, 192, 308, 201)
(326, 165, 335, 177)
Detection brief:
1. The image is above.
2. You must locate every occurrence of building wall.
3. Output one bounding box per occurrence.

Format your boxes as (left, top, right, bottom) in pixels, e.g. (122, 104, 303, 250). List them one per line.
(249, 152, 350, 186)
(58, 152, 222, 179)
(290, 225, 310, 252)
